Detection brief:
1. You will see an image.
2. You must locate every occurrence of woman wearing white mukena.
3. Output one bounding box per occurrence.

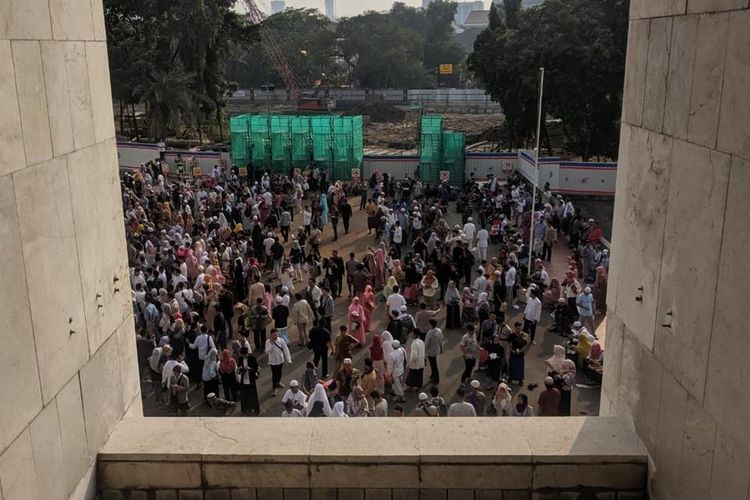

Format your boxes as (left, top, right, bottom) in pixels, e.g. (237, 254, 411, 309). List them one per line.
(388, 340, 407, 403)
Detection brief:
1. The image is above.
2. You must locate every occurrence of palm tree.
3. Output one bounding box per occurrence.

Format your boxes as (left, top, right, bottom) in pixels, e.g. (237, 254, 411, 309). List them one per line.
(134, 65, 213, 140)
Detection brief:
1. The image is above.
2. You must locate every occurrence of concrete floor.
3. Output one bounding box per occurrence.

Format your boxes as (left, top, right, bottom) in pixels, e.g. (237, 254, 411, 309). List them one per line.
(141, 199, 602, 417)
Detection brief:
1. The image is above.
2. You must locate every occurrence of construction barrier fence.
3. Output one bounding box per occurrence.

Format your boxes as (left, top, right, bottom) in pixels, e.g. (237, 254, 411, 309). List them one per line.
(230, 114, 364, 180)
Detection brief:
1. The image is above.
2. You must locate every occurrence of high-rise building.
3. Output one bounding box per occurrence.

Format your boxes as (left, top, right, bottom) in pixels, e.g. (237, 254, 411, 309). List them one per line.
(325, 0, 336, 21)
(455, 1, 485, 25)
(270, 0, 285, 14)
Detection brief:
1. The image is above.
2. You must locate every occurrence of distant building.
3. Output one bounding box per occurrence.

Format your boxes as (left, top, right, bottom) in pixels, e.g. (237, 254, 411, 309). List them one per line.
(455, 1, 485, 25)
(270, 0, 285, 13)
(492, 0, 545, 7)
(325, 0, 336, 20)
(462, 9, 490, 29)
(422, 0, 435, 9)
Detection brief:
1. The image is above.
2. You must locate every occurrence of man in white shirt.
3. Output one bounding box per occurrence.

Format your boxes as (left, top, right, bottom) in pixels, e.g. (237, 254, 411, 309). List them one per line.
(463, 217, 476, 244)
(266, 329, 292, 396)
(476, 228, 489, 261)
(263, 232, 275, 268)
(303, 206, 312, 234)
(523, 288, 542, 345)
(424, 319, 444, 385)
(386, 287, 406, 315)
(189, 326, 216, 362)
(281, 380, 307, 411)
(393, 222, 403, 255)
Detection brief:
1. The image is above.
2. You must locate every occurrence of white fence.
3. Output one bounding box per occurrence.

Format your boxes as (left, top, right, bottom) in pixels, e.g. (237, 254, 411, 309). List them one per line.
(231, 88, 501, 109)
(117, 143, 616, 196)
(117, 142, 231, 177)
(517, 149, 616, 196)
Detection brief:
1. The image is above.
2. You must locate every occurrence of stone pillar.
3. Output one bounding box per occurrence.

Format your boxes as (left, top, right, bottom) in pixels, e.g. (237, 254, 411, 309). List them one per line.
(0, 1, 140, 499)
(603, 0, 750, 499)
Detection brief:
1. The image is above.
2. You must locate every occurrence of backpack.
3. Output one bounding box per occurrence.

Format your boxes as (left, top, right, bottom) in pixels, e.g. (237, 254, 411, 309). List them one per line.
(401, 315, 416, 333)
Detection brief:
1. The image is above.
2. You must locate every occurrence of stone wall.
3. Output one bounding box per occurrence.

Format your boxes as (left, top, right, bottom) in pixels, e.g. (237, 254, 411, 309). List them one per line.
(602, 1, 750, 499)
(0, 1, 141, 499)
(97, 418, 647, 499)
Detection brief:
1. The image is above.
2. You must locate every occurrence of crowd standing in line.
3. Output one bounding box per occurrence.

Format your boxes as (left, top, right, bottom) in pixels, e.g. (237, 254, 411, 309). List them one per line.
(128, 162, 608, 417)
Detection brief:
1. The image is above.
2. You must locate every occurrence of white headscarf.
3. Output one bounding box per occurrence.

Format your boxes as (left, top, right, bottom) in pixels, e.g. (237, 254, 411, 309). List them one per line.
(408, 338, 425, 368)
(493, 383, 513, 414)
(382, 330, 394, 359)
(218, 213, 229, 230)
(546, 345, 566, 374)
(331, 401, 349, 417)
(304, 383, 332, 417)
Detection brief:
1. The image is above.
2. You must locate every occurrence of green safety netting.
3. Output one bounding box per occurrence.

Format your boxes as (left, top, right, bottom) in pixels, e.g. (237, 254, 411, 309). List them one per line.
(271, 115, 292, 169)
(442, 132, 466, 186)
(420, 115, 443, 184)
(291, 116, 311, 168)
(229, 115, 250, 168)
(419, 115, 465, 186)
(230, 114, 363, 180)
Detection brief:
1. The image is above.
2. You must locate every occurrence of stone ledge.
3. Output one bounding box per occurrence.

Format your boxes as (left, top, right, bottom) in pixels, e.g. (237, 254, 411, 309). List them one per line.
(98, 417, 646, 492)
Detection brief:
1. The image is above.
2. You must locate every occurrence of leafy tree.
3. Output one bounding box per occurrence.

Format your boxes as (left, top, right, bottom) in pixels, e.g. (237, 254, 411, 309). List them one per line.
(134, 66, 210, 140)
(104, 0, 254, 141)
(488, 2, 503, 30)
(227, 9, 342, 89)
(503, 0, 522, 29)
(468, 0, 628, 159)
(337, 12, 433, 88)
(422, 1, 465, 70)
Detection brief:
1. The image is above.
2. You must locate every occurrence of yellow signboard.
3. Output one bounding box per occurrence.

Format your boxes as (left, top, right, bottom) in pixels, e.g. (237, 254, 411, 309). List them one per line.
(238, 167, 248, 176)
(439, 64, 454, 75)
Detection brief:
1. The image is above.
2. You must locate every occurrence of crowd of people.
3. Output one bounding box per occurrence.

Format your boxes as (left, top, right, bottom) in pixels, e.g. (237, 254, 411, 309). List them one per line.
(125, 161, 608, 418)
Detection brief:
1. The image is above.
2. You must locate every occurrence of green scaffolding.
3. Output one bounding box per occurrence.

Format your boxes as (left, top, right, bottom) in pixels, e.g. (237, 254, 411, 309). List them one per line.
(230, 114, 364, 180)
(419, 115, 465, 186)
(419, 115, 442, 184)
(442, 132, 466, 186)
(229, 115, 250, 168)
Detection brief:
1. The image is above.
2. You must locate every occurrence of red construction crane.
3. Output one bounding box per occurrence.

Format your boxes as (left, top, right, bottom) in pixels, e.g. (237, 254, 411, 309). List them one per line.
(238, 0, 305, 99)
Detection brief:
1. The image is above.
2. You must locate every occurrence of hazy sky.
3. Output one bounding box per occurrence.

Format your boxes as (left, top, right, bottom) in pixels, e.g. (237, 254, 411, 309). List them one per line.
(258, 0, 489, 18)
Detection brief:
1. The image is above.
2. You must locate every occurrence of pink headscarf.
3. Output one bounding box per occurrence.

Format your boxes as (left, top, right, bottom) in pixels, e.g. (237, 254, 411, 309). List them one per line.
(589, 341, 604, 362)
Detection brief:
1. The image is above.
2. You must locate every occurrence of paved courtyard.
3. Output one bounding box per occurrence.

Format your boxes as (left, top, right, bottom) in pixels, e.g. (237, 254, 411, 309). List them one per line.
(141, 197, 602, 417)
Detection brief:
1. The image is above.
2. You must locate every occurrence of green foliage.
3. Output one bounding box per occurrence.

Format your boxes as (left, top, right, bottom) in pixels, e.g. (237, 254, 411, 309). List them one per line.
(468, 0, 628, 159)
(104, 0, 255, 141)
(226, 9, 343, 89)
(227, 2, 467, 91)
(337, 12, 433, 88)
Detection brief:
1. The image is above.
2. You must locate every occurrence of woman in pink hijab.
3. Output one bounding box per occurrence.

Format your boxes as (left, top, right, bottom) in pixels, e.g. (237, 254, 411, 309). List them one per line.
(362, 285, 375, 333)
(347, 297, 366, 345)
